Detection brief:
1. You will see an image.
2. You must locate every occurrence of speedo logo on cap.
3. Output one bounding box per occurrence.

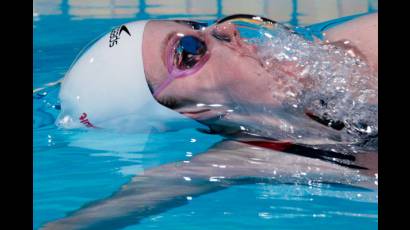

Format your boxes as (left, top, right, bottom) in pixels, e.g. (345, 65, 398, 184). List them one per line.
(109, 25, 131, 48)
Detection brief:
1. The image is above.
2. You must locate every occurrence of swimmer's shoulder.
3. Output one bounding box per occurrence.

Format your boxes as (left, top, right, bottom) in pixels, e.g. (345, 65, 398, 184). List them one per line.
(323, 13, 377, 40)
(323, 13, 378, 71)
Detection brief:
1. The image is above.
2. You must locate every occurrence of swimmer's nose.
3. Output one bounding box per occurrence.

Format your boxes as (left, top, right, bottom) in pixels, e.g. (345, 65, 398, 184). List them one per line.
(211, 22, 240, 43)
(210, 22, 257, 54)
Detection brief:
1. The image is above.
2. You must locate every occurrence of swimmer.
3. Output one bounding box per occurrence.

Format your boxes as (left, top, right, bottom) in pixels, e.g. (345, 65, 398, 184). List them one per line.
(140, 13, 377, 149)
(57, 13, 377, 151)
(43, 13, 378, 229)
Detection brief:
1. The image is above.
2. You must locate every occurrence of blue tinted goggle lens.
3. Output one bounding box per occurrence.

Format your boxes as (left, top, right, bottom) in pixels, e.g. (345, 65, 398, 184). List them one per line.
(177, 36, 206, 55)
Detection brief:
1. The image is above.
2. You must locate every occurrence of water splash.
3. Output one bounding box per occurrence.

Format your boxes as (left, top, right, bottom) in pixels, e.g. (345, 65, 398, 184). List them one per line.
(241, 23, 377, 148)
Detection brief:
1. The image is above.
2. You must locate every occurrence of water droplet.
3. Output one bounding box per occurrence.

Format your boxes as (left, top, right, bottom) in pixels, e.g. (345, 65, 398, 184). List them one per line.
(209, 176, 225, 182)
(209, 104, 223, 107)
(258, 212, 273, 219)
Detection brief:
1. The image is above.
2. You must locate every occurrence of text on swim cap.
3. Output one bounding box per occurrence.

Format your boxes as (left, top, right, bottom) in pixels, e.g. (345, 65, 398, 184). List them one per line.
(79, 112, 96, 128)
(109, 25, 131, 48)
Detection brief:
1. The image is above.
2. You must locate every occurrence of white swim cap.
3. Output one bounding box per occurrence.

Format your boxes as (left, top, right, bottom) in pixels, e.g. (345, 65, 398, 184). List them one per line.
(57, 20, 197, 133)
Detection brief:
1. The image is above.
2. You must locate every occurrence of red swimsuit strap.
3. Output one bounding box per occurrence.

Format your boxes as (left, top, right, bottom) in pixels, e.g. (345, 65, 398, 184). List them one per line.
(239, 140, 293, 152)
(240, 140, 366, 170)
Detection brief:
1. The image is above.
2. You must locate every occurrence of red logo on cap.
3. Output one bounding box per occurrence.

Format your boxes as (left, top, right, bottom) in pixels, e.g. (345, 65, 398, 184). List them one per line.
(79, 112, 96, 128)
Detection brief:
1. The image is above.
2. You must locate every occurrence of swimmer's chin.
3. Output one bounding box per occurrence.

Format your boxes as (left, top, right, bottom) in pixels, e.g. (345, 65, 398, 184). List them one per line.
(175, 106, 232, 129)
(176, 107, 245, 136)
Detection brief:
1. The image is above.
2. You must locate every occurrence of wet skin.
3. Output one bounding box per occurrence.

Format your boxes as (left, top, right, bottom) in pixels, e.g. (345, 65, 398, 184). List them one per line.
(42, 14, 378, 229)
(142, 20, 280, 118)
(142, 14, 378, 143)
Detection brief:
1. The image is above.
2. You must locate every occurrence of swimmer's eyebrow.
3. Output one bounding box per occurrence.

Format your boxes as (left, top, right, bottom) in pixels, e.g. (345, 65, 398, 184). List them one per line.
(146, 77, 154, 94)
(157, 95, 179, 109)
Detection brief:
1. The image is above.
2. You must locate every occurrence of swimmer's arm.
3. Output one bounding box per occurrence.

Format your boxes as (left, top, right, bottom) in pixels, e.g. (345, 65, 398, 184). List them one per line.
(41, 141, 370, 230)
(41, 141, 245, 230)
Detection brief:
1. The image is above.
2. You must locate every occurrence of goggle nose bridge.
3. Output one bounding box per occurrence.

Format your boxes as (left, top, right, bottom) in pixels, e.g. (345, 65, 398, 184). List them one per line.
(215, 14, 293, 32)
(216, 14, 277, 25)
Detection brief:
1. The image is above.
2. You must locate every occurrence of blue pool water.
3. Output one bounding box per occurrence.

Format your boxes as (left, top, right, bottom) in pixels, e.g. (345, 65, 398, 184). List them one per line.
(33, 1, 378, 229)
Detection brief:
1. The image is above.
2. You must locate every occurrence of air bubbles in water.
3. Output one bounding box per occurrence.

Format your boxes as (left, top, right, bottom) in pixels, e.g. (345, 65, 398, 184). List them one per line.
(244, 23, 378, 148)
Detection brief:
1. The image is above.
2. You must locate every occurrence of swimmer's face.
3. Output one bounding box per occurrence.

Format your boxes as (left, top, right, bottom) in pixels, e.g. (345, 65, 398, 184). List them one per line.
(142, 20, 294, 127)
(142, 19, 378, 143)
